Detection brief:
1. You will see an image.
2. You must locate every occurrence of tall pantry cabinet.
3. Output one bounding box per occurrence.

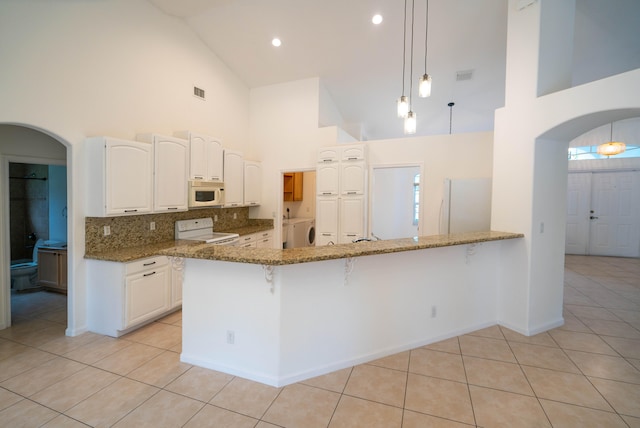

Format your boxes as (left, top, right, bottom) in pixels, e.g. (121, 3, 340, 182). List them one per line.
(316, 144, 367, 245)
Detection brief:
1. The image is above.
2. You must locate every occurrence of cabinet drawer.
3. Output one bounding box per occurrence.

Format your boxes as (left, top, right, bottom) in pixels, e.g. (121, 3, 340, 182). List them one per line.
(239, 234, 257, 245)
(125, 256, 168, 276)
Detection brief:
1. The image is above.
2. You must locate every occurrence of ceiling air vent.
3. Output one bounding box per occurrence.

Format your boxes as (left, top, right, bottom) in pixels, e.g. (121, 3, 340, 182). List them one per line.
(456, 69, 474, 81)
(193, 85, 205, 100)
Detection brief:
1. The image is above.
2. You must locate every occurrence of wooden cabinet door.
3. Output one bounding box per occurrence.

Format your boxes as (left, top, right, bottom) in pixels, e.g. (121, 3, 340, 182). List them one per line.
(38, 249, 59, 287)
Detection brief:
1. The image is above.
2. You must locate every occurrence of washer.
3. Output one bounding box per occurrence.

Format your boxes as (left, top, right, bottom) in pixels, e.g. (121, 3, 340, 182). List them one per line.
(285, 218, 315, 248)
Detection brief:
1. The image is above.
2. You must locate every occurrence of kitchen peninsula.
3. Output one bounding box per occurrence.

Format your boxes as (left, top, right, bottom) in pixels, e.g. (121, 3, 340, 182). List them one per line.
(158, 231, 523, 387)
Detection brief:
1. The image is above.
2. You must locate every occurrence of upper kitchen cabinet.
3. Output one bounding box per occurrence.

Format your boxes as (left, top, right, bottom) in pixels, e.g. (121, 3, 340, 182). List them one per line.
(174, 131, 223, 182)
(85, 136, 153, 216)
(137, 134, 189, 212)
(223, 150, 244, 207)
(317, 163, 339, 196)
(318, 147, 340, 163)
(341, 145, 366, 161)
(283, 172, 303, 201)
(244, 161, 261, 206)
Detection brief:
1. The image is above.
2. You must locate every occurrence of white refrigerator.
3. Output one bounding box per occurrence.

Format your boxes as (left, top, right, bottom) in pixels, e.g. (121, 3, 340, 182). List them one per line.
(440, 178, 492, 234)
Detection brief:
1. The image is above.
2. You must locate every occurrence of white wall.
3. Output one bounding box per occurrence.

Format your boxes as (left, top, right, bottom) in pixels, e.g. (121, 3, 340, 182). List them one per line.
(0, 0, 251, 333)
(48, 165, 67, 243)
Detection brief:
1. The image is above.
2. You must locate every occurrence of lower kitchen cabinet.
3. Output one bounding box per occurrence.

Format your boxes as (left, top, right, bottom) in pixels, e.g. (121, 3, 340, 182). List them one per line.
(238, 230, 274, 248)
(38, 247, 67, 294)
(87, 255, 177, 337)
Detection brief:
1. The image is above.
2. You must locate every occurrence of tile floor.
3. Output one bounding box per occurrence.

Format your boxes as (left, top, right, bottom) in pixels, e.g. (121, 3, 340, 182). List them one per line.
(1, 255, 639, 427)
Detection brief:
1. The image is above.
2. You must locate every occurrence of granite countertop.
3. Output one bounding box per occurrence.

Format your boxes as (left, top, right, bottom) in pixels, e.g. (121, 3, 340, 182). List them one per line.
(157, 231, 523, 266)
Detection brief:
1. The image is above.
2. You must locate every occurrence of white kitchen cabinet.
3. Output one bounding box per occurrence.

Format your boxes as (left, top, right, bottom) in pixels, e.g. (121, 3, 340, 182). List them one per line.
(175, 131, 223, 182)
(316, 144, 367, 246)
(256, 230, 274, 248)
(171, 261, 183, 308)
(238, 233, 257, 248)
(87, 255, 173, 337)
(223, 150, 244, 207)
(244, 161, 262, 206)
(85, 137, 153, 216)
(137, 134, 189, 212)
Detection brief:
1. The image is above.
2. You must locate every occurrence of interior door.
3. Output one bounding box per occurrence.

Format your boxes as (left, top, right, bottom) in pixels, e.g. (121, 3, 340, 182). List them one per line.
(565, 173, 591, 255)
(588, 171, 640, 257)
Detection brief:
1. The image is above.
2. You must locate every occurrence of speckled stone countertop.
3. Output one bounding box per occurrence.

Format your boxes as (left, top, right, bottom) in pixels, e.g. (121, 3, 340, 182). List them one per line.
(85, 231, 523, 265)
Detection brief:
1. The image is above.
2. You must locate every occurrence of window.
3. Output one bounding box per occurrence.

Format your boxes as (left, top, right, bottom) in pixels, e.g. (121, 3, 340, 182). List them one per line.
(413, 174, 420, 226)
(568, 145, 640, 160)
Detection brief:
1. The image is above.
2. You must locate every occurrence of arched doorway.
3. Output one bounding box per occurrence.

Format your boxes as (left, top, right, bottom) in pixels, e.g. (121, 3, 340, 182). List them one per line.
(0, 124, 70, 331)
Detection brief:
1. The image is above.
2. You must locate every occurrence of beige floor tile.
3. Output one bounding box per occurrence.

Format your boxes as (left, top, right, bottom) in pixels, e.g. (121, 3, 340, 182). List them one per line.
(590, 377, 640, 417)
(37, 331, 102, 356)
(65, 377, 159, 427)
(63, 336, 133, 364)
(548, 329, 618, 355)
(602, 336, 640, 359)
(469, 385, 550, 428)
(522, 366, 613, 411)
(0, 387, 23, 411)
(165, 366, 234, 402)
(42, 414, 95, 427)
(157, 310, 182, 325)
(184, 404, 259, 428)
(630, 358, 640, 371)
(93, 342, 164, 376)
(459, 335, 516, 363)
(0, 356, 86, 397)
(301, 367, 352, 393)
(30, 366, 120, 412)
(112, 390, 203, 427)
(463, 355, 533, 395)
(556, 314, 593, 333)
(540, 399, 628, 427)
(367, 350, 410, 371)
(623, 415, 640, 428)
(582, 318, 640, 339)
(566, 350, 640, 384)
(209, 377, 280, 419)
(404, 374, 474, 425)
(466, 324, 504, 339)
(0, 398, 59, 427)
(169, 341, 182, 353)
(409, 348, 466, 383)
(422, 337, 461, 354)
(402, 410, 474, 427)
(9, 325, 67, 348)
(0, 318, 61, 340)
(510, 341, 581, 373)
(343, 364, 407, 407)
(0, 347, 56, 382)
(262, 383, 340, 428)
(0, 337, 29, 360)
(565, 304, 622, 321)
(255, 422, 282, 428)
(610, 308, 640, 323)
(127, 350, 191, 388)
(500, 327, 557, 347)
(122, 322, 182, 349)
(563, 287, 599, 306)
(328, 395, 403, 428)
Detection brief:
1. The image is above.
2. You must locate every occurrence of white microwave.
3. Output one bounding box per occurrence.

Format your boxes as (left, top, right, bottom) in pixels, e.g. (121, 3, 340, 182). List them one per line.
(188, 181, 225, 208)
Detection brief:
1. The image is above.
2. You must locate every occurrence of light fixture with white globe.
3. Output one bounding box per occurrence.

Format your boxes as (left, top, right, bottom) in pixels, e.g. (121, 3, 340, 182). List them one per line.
(271, 38, 282, 47)
(418, 0, 432, 98)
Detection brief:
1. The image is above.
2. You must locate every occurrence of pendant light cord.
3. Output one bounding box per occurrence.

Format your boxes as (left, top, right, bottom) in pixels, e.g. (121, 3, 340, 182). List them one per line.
(401, 0, 408, 96)
(448, 102, 455, 134)
(424, 0, 429, 73)
(409, 0, 415, 109)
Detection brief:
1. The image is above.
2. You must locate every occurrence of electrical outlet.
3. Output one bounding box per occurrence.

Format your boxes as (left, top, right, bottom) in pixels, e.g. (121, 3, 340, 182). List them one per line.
(431, 305, 437, 318)
(226, 330, 235, 344)
(150, 221, 156, 231)
(103, 225, 111, 236)
(233, 213, 237, 220)
(214, 215, 218, 222)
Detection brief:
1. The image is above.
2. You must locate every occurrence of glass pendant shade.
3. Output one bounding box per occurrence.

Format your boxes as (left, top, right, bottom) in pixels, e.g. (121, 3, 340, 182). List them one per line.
(404, 111, 417, 134)
(419, 74, 432, 97)
(397, 96, 409, 118)
(597, 141, 626, 156)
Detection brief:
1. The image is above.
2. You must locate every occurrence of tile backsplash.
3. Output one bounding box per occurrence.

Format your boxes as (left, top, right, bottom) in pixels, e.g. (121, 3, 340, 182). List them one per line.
(85, 207, 270, 254)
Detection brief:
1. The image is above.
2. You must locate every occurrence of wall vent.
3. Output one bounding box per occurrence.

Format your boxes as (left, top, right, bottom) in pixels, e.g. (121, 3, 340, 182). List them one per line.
(193, 86, 206, 100)
(456, 69, 474, 81)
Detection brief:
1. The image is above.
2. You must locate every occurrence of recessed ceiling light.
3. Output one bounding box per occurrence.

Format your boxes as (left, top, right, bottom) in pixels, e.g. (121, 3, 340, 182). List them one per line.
(271, 38, 282, 47)
(372, 14, 383, 25)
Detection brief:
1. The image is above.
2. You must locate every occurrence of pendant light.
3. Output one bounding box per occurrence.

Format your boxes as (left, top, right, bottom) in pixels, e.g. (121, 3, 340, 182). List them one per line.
(448, 102, 455, 134)
(404, 0, 417, 134)
(418, 0, 432, 98)
(597, 122, 626, 156)
(397, 0, 409, 118)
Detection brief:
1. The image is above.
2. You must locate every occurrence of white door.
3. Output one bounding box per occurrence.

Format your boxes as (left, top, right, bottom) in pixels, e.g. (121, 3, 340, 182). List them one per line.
(371, 166, 420, 240)
(565, 173, 591, 255)
(566, 171, 640, 257)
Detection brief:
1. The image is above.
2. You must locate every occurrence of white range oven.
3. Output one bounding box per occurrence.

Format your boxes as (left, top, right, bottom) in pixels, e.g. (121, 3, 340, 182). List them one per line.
(175, 218, 239, 246)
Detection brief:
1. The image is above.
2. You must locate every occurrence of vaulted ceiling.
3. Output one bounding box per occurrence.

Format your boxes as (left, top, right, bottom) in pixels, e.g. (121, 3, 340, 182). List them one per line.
(147, 0, 640, 141)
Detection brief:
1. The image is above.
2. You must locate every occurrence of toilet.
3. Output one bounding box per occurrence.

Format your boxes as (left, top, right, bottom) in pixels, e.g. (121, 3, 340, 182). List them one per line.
(10, 239, 43, 291)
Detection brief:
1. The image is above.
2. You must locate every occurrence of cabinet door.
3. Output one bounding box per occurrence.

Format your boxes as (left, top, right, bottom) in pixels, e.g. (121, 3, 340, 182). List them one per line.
(340, 196, 365, 243)
(58, 251, 68, 290)
(256, 230, 274, 248)
(341, 145, 365, 161)
(316, 232, 337, 246)
(125, 266, 170, 328)
(223, 150, 244, 207)
(341, 161, 365, 195)
(37, 249, 59, 287)
(154, 136, 189, 212)
(317, 164, 339, 196)
(189, 134, 208, 180)
(171, 265, 183, 308)
(318, 148, 339, 163)
(106, 139, 153, 215)
(208, 139, 224, 182)
(316, 197, 339, 246)
(244, 161, 261, 206)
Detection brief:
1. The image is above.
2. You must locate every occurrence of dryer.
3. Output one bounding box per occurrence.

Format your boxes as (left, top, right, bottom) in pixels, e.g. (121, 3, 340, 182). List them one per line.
(285, 218, 315, 248)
